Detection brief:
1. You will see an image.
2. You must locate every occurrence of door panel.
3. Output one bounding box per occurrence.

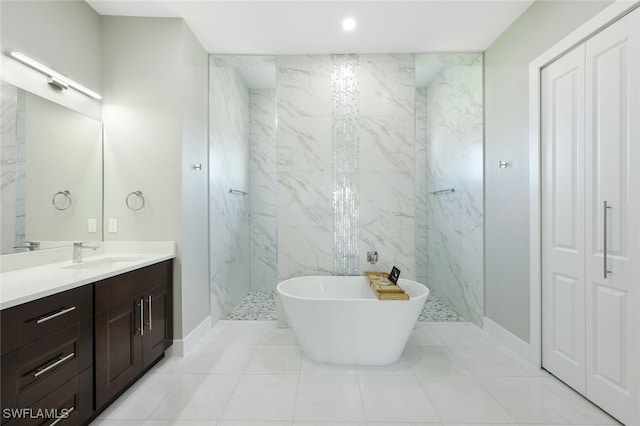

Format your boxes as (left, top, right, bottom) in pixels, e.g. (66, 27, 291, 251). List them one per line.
(552, 273, 581, 363)
(95, 298, 143, 409)
(143, 285, 170, 367)
(542, 43, 586, 394)
(585, 8, 639, 425)
(592, 284, 627, 389)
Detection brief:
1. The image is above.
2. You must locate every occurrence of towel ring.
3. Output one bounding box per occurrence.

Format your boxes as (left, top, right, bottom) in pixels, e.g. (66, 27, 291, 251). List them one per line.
(52, 190, 72, 211)
(126, 191, 145, 211)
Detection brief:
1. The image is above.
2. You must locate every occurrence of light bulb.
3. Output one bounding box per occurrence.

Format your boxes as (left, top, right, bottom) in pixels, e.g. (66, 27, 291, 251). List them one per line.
(342, 17, 356, 31)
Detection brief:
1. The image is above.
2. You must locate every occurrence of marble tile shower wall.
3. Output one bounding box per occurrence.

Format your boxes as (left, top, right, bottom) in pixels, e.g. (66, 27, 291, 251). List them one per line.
(0, 83, 25, 254)
(277, 55, 334, 280)
(1, 83, 18, 253)
(209, 62, 251, 322)
(276, 54, 416, 280)
(357, 54, 416, 277)
(425, 56, 484, 326)
(249, 89, 277, 291)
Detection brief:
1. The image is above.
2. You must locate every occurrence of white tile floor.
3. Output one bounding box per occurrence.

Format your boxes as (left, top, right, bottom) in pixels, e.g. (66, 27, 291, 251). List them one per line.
(90, 321, 621, 426)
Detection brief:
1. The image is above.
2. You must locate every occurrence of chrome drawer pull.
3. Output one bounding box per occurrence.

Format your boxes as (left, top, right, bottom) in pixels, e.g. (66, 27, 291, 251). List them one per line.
(48, 406, 74, 426)
(36, 306, 76, 324)
(33, 352, 75, 378)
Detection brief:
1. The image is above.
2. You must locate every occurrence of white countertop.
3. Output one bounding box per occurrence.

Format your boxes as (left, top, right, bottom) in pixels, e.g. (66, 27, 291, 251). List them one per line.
(0, 242, 176, 310)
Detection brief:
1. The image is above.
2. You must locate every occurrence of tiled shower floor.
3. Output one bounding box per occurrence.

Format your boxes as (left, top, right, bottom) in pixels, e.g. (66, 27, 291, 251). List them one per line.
(225, 290, 465, 322)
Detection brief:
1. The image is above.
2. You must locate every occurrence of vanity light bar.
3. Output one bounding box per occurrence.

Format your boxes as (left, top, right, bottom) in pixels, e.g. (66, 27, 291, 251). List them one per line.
(10, 52, 102, 100)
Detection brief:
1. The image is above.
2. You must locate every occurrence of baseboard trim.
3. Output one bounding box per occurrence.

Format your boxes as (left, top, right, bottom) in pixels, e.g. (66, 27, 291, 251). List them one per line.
(483, 316, 532, 362)
(167, 315, 211, 357)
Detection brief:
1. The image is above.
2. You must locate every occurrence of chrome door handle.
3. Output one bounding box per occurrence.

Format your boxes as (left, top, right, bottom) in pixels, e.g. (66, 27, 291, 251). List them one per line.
(604, 201, 612, 279)
(36, 306, 76, 324)
(33, 352, 75, 378)
(147, 295, 152, 331)
(138, 299, 144, 336)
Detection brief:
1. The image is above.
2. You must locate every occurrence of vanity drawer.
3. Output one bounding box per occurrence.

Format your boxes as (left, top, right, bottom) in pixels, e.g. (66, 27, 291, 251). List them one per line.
(1, 285, 93, 355)
(2, 373, 84, 426)
(1, 321, 91, 412)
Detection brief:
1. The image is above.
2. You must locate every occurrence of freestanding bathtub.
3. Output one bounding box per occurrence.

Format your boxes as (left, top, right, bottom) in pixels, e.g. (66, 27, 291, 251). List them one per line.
(277, 275, 429, 365)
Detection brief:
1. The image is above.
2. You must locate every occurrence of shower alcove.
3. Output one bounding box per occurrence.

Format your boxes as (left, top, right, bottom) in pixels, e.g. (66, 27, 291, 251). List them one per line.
(208, 53, 483, 325)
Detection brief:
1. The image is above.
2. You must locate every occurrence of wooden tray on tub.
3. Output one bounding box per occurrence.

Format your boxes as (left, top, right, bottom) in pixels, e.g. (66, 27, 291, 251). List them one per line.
(365, 272, 409, 300)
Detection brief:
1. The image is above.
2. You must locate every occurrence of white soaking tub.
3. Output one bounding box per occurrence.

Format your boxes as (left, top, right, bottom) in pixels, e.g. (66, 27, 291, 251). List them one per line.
(277, 275, 429, 365)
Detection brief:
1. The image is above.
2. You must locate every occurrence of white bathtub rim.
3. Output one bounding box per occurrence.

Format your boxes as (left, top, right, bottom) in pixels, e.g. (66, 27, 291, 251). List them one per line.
(277, 275, 429, 302)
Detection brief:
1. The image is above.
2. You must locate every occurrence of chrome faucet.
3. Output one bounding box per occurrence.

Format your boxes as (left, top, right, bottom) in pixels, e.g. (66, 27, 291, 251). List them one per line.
(13, 241, 41, 251)
(73, 242, 98, 263)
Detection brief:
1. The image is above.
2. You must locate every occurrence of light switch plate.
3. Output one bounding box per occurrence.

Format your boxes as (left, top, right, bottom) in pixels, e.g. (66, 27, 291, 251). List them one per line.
(108, 218, 118, 233)
(88, 218, 97, 233)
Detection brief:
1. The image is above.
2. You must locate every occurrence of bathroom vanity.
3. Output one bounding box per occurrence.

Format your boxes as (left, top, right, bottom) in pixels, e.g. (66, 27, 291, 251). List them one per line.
(94, 260, 172, 409)
(0, 251, 174, 425)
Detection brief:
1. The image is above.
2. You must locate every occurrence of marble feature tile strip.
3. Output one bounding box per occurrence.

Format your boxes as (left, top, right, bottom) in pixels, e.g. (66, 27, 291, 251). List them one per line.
(415, 87, 429, 286)
(332, 54, 360, 276)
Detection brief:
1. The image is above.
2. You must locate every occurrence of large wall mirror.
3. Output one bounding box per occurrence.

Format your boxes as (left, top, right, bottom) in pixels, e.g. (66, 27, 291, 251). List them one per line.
(1, 81, 103, 255)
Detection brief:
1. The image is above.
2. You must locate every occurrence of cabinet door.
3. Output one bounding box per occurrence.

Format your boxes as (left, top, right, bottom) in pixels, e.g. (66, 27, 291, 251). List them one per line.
(95, 297, 143, 409)
(584, 7, 640, 425)
(142, 285, 171, 367)
(541, 43, 587, 395)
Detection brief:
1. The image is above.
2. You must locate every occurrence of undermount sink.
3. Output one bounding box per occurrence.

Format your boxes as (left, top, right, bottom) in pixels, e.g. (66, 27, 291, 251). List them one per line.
(62, 256, 147, 270)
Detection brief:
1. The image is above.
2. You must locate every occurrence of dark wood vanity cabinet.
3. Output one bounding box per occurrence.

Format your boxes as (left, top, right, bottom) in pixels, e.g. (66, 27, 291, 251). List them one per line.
(0, 285, 94, 425)
(1, 259, 173, 425)
(94, 260, 173, 410)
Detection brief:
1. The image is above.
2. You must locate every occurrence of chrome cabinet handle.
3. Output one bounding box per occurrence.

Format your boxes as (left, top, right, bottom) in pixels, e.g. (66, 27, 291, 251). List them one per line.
(604, 201, 612, 279)
(138, 299, 144, 336)
(33, 352, 75, 378)
(49, 406, 74, 426)
(36, 306, 76, 324)
(147, 295, 152, 331)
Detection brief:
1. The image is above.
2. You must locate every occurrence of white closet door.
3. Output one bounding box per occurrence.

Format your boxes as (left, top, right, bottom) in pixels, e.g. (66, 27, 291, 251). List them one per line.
(541, 45, 586, 394)
(584, 8, 640, 425)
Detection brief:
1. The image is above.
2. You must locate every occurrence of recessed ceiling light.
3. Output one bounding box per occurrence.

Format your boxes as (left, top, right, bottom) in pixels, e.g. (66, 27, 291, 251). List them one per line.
(342, 17, 356, 32)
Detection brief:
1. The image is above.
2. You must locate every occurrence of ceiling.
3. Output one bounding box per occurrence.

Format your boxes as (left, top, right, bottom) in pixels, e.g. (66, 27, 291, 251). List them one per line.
(86, 1, 534, 55)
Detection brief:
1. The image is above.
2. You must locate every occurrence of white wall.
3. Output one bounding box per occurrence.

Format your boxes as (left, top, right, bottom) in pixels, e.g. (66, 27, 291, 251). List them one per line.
(102, 17, 209, 341)
(484, 0, 611, 342)
(0, 1, 101, 119)
(179, 23, 210, 337)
